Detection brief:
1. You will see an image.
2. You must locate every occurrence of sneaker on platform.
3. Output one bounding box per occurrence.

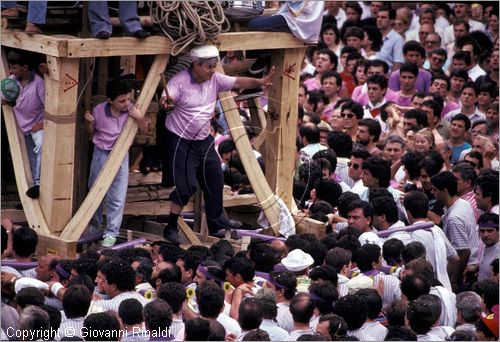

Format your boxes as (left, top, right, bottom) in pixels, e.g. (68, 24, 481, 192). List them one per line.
(101, 235, 117, 248)
(26, 185, 40, 199)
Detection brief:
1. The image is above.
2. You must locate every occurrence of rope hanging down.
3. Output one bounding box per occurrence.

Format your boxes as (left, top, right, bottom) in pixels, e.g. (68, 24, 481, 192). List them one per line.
(148, 1, 230, 56)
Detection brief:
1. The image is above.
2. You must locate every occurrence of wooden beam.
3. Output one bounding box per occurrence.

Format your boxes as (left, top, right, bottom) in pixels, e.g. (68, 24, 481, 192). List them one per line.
(0, 31, 68, 57)
(212, 32, 308, 52)
(1, 209, 27, 224)
(222, 59, 256, 76)
(123, 200, 193, 216)
(60, 54, 169, 241)
(216, 65, 281, 236)
(223, 193, 259, 207)
(126, 186, 173, 203)
(246, 98, 267, 153)
(39, 57, 79, 234)
(178, 217, 202, 245)
(0, 51, 51, 236)
(128, 171, 162, 186)
(1, 31, 309, 58)
(65, 36, 173, 58)
(265, 48, 306, 210)
(36, 234, 77, 259)
(293, 214, 326, 239)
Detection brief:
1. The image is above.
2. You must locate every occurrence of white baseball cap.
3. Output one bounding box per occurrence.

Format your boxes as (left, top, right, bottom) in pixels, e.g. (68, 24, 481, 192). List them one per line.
(282, 249, 314, 272)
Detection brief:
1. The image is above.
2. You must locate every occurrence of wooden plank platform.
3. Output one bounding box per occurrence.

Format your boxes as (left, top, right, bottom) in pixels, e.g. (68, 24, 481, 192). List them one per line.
(1, 31, 309, 58)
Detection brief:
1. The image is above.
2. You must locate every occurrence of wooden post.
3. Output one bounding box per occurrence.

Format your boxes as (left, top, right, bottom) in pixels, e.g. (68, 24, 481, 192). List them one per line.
(39, 57, 79, 234)
(265, 48, 306, 210)
(60, 54, 169, 241)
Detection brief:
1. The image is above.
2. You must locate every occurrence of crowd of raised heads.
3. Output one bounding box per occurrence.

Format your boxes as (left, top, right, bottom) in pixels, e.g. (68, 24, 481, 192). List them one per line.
(1, 1, 500, 342)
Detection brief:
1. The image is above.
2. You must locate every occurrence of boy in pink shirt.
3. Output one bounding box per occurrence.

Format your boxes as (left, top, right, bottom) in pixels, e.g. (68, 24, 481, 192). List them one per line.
(84, 79, 147, 247)
(5, 51, 45, 198)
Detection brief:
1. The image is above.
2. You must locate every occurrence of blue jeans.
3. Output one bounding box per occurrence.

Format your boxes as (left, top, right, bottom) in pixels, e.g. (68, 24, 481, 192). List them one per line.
(247, 15, 290, 59)
(88, 1, 142, 36)
(88, 147, 129, 238)
(2, 1, 47, 24)
(24, 131, 42, 186)
(247, 14, 290, 32)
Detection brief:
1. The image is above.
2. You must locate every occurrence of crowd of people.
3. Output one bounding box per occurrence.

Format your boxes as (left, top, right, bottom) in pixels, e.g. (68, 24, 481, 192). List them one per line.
(1, 0, 500, 341)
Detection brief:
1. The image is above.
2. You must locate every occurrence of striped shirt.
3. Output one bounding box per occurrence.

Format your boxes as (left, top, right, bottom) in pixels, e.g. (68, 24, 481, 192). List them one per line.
(360, 321, 387, 341)
(478, 242, 499, 281)
(45, 296, 63, 311)
(122, 329, 149, 341)
(57, 317, 85, 340)
(461, 191, 481, 221)
(417, 332, 445, 341)
(0, 266, 22, 278)
(260, 319, 291, 341)
(335, 158, 353, 188)
(348, 327, 375, 341)
(337, 274, 349, 298)
(90, 291, 150, 313)
(442, 199, 480, 265)
(290, 328, 315, 340)
(169, 319, 184, 339)
(411, 225, 456, 291)
(430, 286, 457, 327)
(277, 302, 294, 333)
(20, 267, 37, 279)
(431, 326, 455, 340)
(370, 273, 401, 308)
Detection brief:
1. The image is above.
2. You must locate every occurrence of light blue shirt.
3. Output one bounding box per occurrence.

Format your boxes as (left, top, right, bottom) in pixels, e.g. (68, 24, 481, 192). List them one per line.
(376, 30, 404, 71)
(260, 319, 291, 341)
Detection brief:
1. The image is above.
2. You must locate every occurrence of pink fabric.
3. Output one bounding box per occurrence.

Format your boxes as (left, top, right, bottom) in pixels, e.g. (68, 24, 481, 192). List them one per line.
(11, 73, 45, 135)
(166, 69, 236, 140)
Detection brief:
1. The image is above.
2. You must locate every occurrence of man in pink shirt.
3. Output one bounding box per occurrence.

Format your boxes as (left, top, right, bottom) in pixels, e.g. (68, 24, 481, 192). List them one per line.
(303, 49, 338, 92)
(160, 45, 274, 245)
(393, 62, 418, 107)
(352, 60, 398, 106)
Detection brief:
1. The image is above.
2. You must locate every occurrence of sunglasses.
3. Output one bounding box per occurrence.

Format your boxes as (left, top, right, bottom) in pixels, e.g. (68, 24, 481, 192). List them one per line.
(431, 56, 445, 63)
(348, 162, 360, 169)
(341, 112, 355, 118)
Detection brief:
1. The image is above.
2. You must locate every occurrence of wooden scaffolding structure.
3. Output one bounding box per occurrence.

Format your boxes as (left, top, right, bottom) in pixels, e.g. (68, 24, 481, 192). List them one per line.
(1, 30, 324, 258)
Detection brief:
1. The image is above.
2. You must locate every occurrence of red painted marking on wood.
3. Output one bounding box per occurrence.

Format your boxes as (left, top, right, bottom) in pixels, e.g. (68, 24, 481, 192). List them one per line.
(63, 73, 78, 92)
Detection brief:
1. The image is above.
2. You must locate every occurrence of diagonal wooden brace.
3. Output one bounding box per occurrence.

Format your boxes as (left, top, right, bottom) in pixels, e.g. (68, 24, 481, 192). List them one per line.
(0, 50, 51, 236)
(216, 65, 281, 236)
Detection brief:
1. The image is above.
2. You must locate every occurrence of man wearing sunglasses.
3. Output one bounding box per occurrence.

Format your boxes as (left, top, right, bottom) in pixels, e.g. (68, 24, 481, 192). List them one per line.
(341, 100, 364, 141)
(426, 48, 448, 77)
(348, 149, 370, 196)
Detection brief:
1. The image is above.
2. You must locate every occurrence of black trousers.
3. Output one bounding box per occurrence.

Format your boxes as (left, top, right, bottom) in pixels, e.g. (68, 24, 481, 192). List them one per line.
(163, 129, 224, 222)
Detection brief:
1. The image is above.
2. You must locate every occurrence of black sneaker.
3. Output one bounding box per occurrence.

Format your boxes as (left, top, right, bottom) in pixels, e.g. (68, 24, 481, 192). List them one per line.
(95, 31, 111, 39)
(132, 29, 151, 39)
(163, 225, 181, 245)
(26, 185, 40, 199)
(249, 56, 271, 75)
(207, 217, 243, 234)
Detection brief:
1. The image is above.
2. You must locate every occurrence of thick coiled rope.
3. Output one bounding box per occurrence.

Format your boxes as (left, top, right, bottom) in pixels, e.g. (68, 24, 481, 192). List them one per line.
(148, 1, 230, 56)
